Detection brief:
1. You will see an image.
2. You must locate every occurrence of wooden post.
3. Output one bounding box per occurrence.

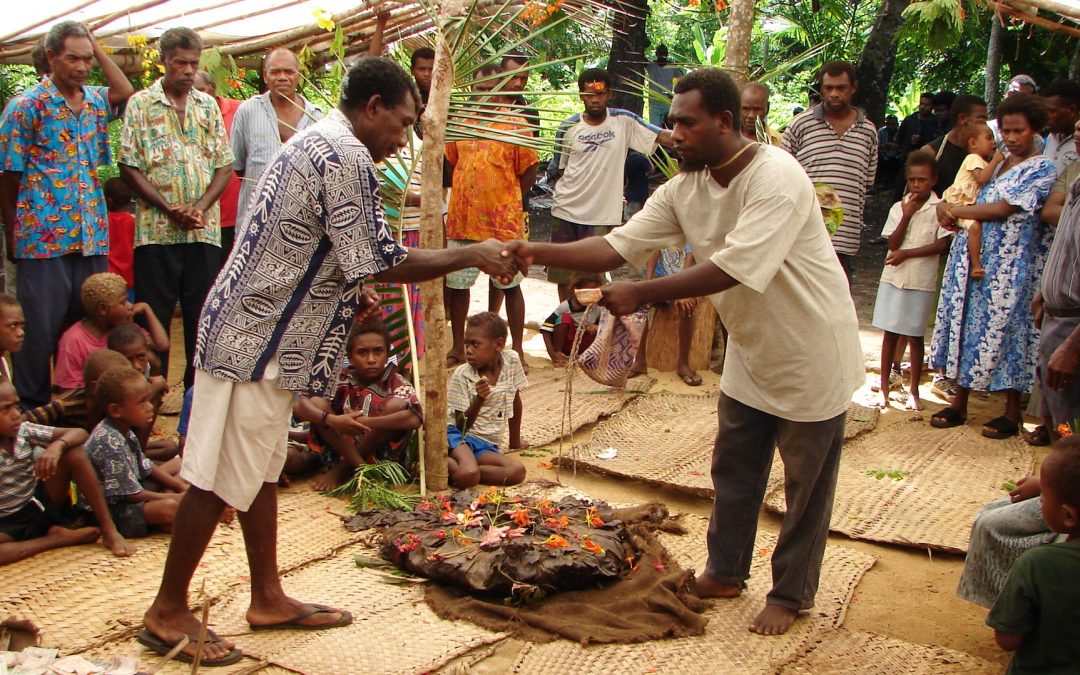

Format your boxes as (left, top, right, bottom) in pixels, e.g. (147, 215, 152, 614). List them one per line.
(418, 34, 454, 493)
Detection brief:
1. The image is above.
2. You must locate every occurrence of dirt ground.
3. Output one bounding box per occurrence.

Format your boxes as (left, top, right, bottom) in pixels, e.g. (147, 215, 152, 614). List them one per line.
(158, 186, 1040, 670)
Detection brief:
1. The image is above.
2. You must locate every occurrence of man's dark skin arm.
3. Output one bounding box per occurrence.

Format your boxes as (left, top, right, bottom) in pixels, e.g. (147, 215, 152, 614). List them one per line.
(374, 239, 521, 284)
(0, 172, 21, 260)
(119, 164, 194, 227)
(195, 165, 234, 216)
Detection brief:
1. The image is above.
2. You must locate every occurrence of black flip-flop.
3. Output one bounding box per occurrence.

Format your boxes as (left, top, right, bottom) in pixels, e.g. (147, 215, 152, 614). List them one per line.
(982, 416, 1019, 440)
(136, 628, 243, 667)
(930, 407, 966, 429)
(250, 604, 353, 632)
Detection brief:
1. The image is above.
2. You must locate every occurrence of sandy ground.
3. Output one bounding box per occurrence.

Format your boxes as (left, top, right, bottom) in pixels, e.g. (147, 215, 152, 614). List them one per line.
(157, 196, 1042, 669)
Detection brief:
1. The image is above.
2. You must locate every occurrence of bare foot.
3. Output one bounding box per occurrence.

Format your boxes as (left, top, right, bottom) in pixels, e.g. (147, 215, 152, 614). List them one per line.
(52, 525, 101, 548)
(749, 603, 798, 635)
(690, 573, 742, 599)
(515, 349, 529, 374)
(907, 393, 923, 411)
(246, 596, 351, 629)
(219, 507, 237, 525)
(102, 528, 136, 557)
(312, 463, 352, 492)
(143, 605, 236, 662)
(677, 365, 703, 387)
(446, 351, 465, 368)
(970, 265, 985, 280)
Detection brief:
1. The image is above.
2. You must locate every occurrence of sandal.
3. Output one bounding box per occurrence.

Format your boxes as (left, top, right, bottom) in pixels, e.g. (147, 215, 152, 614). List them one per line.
(982, 416, 1019, 440)
(136, 629, 243, 666)
(1024, 424, 1051, 446)
(930, 407, 966, 429)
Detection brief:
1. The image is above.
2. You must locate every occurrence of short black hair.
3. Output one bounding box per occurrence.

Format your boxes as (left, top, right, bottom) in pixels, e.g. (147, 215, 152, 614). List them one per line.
(159, 27, 202, 60)
(995, 92, 1050, 133)
(570, 272, 605, 288)
(83, 349, 131, 388)
(347, 316, 391, 353)
(106, 323, 146, 352)
(410, 47, 435, 67)
(920, 92, 934, 102)
(904, 149, 939, 177)
(501, 53, 528, 68)
(949, 93, 985, 124)
(886, 114, 898, 123)
(817, 60, 857, 86)
(577, 68, 612, 92)
(1043, 79, 1080, 107)
(341, 56, 420, 113)
(104, 177, 132, 210)
(466, 311, 507, 341)
(96, 366, 145, 410)
(0, 294, 20, 312)
(673, 67, 742, 132)
(45, 21, 90, 55)
(934, 90, 957, 109)
(1043, 435, 1080, 510)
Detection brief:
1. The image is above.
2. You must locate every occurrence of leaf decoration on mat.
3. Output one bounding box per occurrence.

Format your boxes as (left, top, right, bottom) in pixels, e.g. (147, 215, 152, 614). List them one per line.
(864, 468, 908, 481)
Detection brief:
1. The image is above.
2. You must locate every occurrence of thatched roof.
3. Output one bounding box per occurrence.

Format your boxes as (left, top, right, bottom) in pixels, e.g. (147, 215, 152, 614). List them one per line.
(0, 0, 438, 69)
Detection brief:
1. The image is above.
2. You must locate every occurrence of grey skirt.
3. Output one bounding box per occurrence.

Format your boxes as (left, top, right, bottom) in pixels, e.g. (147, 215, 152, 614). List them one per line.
(872, 283, 935, 337)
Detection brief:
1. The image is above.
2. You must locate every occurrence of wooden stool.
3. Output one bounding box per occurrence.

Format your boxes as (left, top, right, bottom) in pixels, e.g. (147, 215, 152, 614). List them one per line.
(644, 300, 716, 372)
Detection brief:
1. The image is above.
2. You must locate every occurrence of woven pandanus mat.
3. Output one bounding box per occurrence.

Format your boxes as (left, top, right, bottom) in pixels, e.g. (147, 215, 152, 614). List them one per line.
(0, 488, 362, 654)
(553, 396, 879, 499)
(516, 367, 655, 449)
(510, 513, 876, 674)
(160, 546, 507, 675)
(775, 629, 1000, 674)
(71, 643, 293, 675)
(763, 418, 1034, 553)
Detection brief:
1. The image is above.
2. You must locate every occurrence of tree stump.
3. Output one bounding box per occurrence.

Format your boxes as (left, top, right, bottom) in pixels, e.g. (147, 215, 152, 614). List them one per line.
(644, 301, 716, 372)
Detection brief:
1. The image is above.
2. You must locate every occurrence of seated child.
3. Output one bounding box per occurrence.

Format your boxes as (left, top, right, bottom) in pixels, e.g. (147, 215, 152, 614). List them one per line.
(0, 295, 24, 383)
(540, 273, 603, 367)
(987, 436, 1080, 672)
(24, 349, 132, 431)
(874, 152, 951, 411)
(940, 121, 1001, 280)
(83, 367, 191, 538)
(105, 177, 136, 297)
(0, 377, 135, 563)
(632, 246, 702, 386)
(54, 273, 169, 391)
(296, 317, 424, 491)
(446, 312, 527, 488)
(107, 324, 176, 462)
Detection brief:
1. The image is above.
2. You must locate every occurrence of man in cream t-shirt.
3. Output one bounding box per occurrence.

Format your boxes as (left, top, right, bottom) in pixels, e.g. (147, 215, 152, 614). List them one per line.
(505, 68, 863, 637)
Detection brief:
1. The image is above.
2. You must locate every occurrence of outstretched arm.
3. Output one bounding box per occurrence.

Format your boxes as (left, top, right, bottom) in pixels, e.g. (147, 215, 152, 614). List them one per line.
(599, 259, 737, 316)
(374, 239, 522, 284)
(503, 237, 626, 274)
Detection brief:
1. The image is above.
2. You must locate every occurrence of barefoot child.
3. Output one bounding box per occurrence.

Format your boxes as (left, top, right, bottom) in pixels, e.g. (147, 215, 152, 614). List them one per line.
(447, 312, 527, 488)
(632, 247, 702, 386)
(0, 378, 134, 562)
(295, 317, 424, 491)
(24, 350, 133, 432)
(872, 151, 952, 409)
(83, 367, 191, 537)
(987, 436, 1080, 671)
(107, 324, 176, 462)
(941, 122, 1001, 280)
(0, 295, 24, 383)
(540, 273, 603, 367)
(53, 273, 169, 391)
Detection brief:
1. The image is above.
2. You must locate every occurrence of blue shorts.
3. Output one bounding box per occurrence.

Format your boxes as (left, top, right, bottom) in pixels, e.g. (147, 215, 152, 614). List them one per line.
(447, 425, 499, 458)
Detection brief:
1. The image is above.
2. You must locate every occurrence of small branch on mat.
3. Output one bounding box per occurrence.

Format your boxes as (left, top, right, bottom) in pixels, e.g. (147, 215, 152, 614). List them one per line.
(189, 598, 212, 673)
(146, 635, 189, 674)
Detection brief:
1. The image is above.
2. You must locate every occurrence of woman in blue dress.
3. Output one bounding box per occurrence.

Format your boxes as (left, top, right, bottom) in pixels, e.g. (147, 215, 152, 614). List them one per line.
(929, 94, 1057, 438)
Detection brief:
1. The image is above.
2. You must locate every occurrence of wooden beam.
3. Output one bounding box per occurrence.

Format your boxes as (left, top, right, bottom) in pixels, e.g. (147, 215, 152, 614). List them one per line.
(983, 0, 1080, 37)
(0, 0, 101, 45)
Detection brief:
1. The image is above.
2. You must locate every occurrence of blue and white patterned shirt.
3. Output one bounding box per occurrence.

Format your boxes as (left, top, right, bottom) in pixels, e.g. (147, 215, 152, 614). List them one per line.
(84, 419, 153, 503)
(194, 109, 409, 395)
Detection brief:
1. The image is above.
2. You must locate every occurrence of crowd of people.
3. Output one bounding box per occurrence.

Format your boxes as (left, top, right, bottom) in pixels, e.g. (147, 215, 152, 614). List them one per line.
(0, 16, 1077, 671)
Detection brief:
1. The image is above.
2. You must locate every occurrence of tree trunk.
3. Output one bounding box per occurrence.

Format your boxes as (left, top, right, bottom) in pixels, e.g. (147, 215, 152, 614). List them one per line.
(723, 0, 756, 86)
(607, 0, 648, 115)
(852, 0, 911, 128)
(418, 33, 454, 494)
(985, 14, 1004, 116)
(1069, 35, 1080, 82)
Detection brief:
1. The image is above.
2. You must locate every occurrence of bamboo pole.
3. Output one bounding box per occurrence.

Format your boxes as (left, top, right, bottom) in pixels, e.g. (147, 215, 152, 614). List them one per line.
(418, 32, 454, 494)
(0, 0, 101, 45)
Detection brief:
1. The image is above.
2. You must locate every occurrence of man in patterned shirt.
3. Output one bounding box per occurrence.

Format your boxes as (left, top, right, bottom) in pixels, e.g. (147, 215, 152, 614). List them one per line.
(118, 28, 234, 390)
(0, 21, 134, 407)
(140, 57, 523, 666)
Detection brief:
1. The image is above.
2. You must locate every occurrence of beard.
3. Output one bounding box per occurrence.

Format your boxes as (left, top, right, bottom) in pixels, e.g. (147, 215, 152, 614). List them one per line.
(679, 156, 707, 172)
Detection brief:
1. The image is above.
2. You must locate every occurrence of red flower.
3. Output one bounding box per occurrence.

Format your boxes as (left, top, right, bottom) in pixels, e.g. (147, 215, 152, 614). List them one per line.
(543, 534, 569, 548)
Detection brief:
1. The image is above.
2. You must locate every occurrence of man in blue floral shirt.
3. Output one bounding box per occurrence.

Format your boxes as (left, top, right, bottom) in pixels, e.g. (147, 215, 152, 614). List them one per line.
(0, 21, 134, 407)
(139, 57, 525, 666)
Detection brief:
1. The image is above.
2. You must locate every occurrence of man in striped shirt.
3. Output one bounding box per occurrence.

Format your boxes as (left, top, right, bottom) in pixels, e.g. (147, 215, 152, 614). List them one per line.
(782, 61, 878, 285)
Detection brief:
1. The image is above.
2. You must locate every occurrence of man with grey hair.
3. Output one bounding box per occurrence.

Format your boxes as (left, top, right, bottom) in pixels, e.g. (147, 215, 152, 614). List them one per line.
(231, 48, 323, 227)
(740, 81, 782, 145)
(119, 27, 233, 390)
(0, 21, 134, 409)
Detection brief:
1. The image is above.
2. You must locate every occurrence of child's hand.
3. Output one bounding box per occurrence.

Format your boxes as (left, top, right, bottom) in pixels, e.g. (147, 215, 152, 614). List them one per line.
(673, 297, 697, 317)
(475, 376, 492, 400)
(1009, 475, 1040, 502)
(35, 445, 62, 481)
(900, 192, 920, 218)
(884, 249, 908, 266)
(326, 412, 371, 436)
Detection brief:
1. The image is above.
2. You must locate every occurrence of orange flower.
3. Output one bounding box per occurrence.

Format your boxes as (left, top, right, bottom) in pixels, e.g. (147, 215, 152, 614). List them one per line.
(544, 515, 569, 529)
(586, 506, 604, 527)
(537, 499, 559, 516)
(509, 507, 533, 527)
(543, 534, 569, 548)
(1059, 424, 1073, 438)
(582, 537, 603, 555)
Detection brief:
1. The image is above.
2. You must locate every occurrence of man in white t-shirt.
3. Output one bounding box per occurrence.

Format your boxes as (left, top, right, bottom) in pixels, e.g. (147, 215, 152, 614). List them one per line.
(506, 68, 863, 637)
(547, 68, 673, 301)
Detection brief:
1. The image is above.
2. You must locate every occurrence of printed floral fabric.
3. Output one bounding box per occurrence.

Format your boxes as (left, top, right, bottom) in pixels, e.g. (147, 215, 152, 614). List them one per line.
(117, 79, 233, 248)
(0, 81, 114, 259)
(445, 113, 538, 242)
(930, 156, 1056, 392)
(84, 420, 153, 502)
